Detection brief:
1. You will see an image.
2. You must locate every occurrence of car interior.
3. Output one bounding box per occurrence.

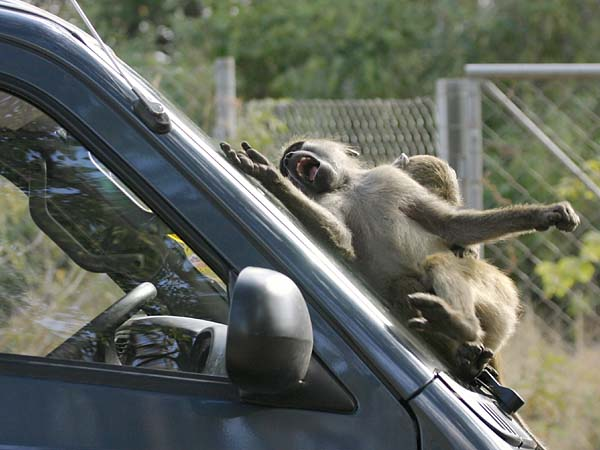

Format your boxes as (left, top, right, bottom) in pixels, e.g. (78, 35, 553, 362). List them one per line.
(0, 90, 230, 376)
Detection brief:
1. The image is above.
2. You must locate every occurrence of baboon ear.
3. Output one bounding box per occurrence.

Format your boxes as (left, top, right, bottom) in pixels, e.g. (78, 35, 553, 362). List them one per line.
(391, 153, 410, 169)
(286, 141, 305, 152)
(345, 147, 360, 158)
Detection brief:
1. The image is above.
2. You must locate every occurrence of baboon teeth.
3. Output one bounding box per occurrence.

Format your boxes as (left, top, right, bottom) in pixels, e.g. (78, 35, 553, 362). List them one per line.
(296, 157, 319, 183)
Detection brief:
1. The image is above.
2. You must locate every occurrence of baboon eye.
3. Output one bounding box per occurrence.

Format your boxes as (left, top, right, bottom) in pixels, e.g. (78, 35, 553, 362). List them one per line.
(287, 141, 305, 153)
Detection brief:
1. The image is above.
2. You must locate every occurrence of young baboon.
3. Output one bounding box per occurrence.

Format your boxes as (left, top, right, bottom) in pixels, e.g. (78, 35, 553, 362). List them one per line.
(221, 139, 579, 381)
(392, 153, 462, 204)
(393, 153, 520, 377)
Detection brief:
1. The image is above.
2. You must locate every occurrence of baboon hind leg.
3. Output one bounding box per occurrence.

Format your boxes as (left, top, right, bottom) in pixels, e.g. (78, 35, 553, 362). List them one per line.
(421, 253, 483, 334)
(407, 292, 493, 381)
(406, 292, 480, 342)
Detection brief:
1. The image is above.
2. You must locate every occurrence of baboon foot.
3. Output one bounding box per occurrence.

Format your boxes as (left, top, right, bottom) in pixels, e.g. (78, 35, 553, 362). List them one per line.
(407, 292, 479, 342)
(454, 342, 494, 382)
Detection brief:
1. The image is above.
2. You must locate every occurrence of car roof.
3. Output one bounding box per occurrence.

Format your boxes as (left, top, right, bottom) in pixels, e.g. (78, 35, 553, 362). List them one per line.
(0, 0, 134, 99)
(0, 0, 87, 40)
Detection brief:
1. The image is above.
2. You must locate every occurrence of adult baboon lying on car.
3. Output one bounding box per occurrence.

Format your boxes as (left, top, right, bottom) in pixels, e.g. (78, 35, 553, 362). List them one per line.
(221, 139, 580, 381)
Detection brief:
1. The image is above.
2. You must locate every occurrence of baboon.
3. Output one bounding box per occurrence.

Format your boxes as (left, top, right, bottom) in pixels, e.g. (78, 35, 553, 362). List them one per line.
(393, 153, 519, 376)
(221, 139, 579, 381)
(392, 153, 462, 204)
(395, 153, 549, 449)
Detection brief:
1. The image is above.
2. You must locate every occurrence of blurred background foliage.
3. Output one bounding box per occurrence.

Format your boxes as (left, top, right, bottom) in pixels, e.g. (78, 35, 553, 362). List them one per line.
(33, 0, 600, 127)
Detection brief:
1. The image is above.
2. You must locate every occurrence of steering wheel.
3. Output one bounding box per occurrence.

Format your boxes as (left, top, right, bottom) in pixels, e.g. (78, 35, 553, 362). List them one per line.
(47, 282, 157, 361)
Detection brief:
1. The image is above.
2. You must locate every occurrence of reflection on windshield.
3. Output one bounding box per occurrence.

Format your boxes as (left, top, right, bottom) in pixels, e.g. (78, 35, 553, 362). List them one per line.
(0, 92, 229, 361)
(88, 152, 153, 213)
(0, 175, 123, 355)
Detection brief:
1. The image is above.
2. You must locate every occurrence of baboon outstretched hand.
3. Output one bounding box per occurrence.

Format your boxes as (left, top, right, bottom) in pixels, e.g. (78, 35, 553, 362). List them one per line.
(221, 141, 280, 186)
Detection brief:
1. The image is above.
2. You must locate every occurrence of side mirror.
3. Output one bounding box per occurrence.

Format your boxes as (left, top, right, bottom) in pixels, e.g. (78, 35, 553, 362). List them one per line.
(226, 267, 313, 395)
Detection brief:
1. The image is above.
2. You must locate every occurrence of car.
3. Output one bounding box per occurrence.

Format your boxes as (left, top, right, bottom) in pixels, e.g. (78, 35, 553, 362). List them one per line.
(0, 1, 539, 449)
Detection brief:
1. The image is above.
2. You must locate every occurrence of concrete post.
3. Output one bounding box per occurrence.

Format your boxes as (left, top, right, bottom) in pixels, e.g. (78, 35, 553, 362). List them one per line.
(436, 78, 484, 211)
(213, 57, 237, 141)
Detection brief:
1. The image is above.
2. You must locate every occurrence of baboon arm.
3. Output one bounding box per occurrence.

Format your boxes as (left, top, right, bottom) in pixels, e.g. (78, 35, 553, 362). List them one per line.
(266, 176, 355, 259)
(404, 196, 579, 246)
(222, 142, 355, 260)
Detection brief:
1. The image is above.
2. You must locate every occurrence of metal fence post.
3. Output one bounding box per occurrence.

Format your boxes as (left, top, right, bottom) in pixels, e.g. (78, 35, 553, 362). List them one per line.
(436, 79, 483, 211)
(213, 57, 237, 141)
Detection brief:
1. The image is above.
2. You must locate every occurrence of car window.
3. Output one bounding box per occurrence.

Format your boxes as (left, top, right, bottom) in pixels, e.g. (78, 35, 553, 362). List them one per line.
(0, 91, 229, 375)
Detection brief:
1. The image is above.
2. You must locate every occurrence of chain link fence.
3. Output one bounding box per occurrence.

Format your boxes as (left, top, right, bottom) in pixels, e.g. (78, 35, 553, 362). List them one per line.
(480, 78, 600, 343)
(241, 98, 437, 166)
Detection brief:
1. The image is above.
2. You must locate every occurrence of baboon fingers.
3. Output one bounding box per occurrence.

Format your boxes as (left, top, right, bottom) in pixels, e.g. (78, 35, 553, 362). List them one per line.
(237, 152, 256, 172)
(222, 142, 253, 168)
(391, 153, 410, 169)
(408, 322, 493, 382)
(222, 143, 243, 167)
(407, 316, 430, 332)
(554, 201, 580, 231)
(231, 142, 278, 183)
(480, 348, 494, 360)
(220, 141, 235, 159)
(246, 147, 272, 166)
(538, 202, 580, 232)
(407, 292, 448, 310)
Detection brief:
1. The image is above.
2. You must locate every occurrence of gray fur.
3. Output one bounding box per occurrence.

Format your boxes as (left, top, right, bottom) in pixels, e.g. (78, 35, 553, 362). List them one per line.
(221, 139, 579, 382)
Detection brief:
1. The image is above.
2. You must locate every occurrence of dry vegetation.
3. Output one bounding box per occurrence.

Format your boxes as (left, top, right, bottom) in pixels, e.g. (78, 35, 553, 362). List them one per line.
(502, 309, 600, 450)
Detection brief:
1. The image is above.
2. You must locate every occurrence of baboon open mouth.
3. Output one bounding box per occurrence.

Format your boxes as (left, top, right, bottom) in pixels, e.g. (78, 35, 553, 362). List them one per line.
(296, 156, 320, 182)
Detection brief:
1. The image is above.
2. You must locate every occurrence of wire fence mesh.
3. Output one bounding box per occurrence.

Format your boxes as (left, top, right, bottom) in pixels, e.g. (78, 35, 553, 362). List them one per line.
(245, 81, 600, 345)
(481, 79, 600, 344)
(242, 98, 437, 166)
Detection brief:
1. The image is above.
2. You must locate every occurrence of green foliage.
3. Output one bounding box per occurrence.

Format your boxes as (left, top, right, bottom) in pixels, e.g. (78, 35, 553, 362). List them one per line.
(557, 159, 600, 205)
(535, 230, 600, 316)
(581, 231, 600, 263)
(535, 256, 595, 299)
(191, 0, 600, 99)
(531, 159, 600, 311)
(233, 102, 290, 159)
(31, 0, 600, 102)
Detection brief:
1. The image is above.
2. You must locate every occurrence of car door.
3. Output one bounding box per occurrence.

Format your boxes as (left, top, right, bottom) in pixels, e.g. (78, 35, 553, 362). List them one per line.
(0, 8, 420, 450)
